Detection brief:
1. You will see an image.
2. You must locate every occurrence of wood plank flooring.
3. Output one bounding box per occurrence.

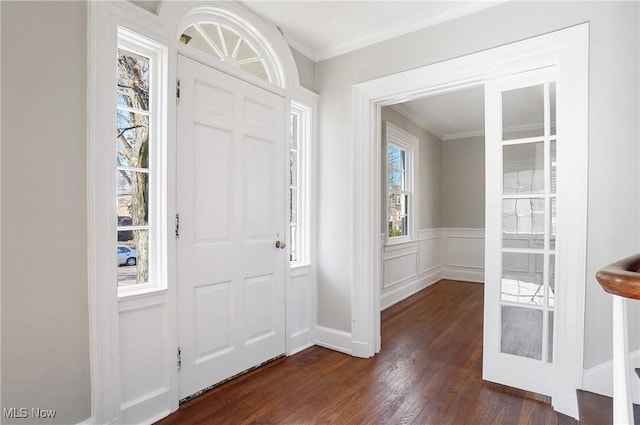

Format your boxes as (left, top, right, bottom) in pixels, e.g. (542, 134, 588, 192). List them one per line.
(157, 280, 576, 425)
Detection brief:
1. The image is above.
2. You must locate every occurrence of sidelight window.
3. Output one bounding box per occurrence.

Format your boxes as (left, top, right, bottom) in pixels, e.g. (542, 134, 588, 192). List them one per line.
(290, 102, 311, 265)
(116, 28, 167, 293)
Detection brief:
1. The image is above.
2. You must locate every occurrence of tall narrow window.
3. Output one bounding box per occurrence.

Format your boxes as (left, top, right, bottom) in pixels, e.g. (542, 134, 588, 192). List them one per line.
(116, 28, 166, 292)
(385, 122, 418, 243)
(290, 102, 311, 265)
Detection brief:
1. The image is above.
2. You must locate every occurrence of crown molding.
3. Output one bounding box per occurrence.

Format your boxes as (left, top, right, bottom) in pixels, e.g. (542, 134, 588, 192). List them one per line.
(442, 129, 486, 141)
(389, 104, 441, 138)
(315, 1, 507, 61)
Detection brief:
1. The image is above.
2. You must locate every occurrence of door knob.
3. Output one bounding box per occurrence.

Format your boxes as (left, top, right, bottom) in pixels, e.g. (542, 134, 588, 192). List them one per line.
(275, 240, 286, 249)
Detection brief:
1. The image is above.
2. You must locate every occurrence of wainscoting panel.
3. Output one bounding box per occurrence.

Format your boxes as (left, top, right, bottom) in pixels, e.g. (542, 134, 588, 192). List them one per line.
(383, 252, 418, 289)
(381, 229, 442, 310)
(287, 265, 314, 355)
(442, 228, 485, 283)
(118, 294, 171, 424)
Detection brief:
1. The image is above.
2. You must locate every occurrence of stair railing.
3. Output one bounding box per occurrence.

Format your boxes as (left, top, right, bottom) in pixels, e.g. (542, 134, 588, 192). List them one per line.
(596, 254, 640, 425)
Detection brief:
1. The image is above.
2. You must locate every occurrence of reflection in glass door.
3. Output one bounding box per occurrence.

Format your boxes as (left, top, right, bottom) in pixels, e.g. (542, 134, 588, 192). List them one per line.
(484, 67, 557, 396)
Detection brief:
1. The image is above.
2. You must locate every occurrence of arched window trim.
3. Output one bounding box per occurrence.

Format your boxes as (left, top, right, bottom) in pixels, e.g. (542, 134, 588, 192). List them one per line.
(177, 6, 287, 88)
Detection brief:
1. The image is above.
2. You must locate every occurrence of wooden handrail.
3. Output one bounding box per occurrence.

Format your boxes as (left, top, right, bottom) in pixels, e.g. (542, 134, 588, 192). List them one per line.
(595, 253, 640, 424)
(596, 253, 640, 300)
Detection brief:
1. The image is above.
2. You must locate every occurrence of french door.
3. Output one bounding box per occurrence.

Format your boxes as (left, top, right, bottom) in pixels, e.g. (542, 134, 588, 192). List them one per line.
(483, 67, 558, 395)
(176, 55, 286, 399)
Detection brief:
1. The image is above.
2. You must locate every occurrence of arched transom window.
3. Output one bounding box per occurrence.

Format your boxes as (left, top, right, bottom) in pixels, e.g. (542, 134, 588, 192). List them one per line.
(178, 8, 285, 87)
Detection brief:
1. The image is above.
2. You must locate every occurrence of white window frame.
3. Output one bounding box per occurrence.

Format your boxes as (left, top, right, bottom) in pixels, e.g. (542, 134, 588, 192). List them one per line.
(290, 101, 311, 267)
(385, 122, 418, 245)
(116, 27, 168, 297)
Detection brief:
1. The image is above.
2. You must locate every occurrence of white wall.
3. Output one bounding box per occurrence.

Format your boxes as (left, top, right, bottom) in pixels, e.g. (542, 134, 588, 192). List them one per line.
(1, 2, 91, 424)
(290, 48, 317, 93)
(442, 136, 485, 229)
(316, 1, 639, 370)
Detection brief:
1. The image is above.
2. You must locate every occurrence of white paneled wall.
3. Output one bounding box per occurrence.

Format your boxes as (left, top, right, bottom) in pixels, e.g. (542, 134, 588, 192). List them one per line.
(441, 228, 485, 283)
(118, 293, 172, 424)
(381, 228, 485, 310)
(287, 265, 315, 355)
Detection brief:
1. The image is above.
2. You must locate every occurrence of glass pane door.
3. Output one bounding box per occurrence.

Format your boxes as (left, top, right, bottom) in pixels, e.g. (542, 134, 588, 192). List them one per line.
(483, 68, 557, 396)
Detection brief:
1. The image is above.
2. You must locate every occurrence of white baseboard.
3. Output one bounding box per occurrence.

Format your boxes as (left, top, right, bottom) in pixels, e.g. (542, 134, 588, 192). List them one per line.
(381, 268, 441, 310)
(312, 325, 353, 355)
(442, 267, 484, 283)
(583, 349, 640, 404)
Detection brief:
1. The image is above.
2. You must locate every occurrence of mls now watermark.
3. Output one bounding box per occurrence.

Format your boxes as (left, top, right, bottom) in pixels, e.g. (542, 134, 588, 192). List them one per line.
(4, 407, 57, 419)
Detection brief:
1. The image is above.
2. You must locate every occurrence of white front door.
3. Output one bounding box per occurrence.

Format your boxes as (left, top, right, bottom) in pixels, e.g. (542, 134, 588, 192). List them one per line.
(483, 67, 558, 396)
(176, 55, 286, 399)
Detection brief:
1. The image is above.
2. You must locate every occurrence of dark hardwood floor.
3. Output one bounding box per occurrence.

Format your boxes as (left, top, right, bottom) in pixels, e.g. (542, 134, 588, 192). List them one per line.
(157, 280, 576, 424)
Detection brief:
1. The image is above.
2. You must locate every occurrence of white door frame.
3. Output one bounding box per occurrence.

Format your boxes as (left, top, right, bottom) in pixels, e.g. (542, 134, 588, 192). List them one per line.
(352, 24, 588, 418)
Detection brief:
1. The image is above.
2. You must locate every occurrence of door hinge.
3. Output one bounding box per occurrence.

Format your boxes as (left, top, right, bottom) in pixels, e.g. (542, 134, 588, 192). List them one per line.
(175, 213, 180, 239)
(177, 346, 182, 372)
(176, 79, 181, 103)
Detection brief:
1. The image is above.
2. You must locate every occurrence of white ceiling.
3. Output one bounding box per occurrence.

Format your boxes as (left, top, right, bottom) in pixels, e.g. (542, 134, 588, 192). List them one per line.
(240, 1, 504, 61)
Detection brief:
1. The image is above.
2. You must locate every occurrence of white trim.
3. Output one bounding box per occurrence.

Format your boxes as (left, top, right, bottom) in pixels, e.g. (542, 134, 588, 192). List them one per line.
(352, 24, 589, 419)
(442, 129, 486, 141)
(312, 326, 353, 355)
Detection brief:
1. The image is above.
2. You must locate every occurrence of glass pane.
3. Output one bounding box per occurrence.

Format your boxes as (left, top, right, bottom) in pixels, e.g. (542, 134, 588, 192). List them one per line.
(549, 254, 555, 307)
(290, 188, 298, 223)
(550, 197, 557, 250)
(290, 150, 298, 187)
(388, 145, 406, 191)
(501, 305, 543, 360)
(200, 23, 224, 53)
(503, 142, 544, 194)
(388, 194, 407, 237)
(502, 85, 544, 140)
(290, 225, 298, 262)
(548, 311, 554, 362)
(550, 82, 556, 136)
(117, 49, 149, 111)
(180, 25, 220, 58)
(550, 140, 557, 194)
(117, 170, 149, 226)
(240, 61, 269, 81)
(501, 252, 544, 305)
(290, 113, 298, 149)
(117, 110, 149, 168)
(222, 26, 240, 54)
(502, 198, 545, 249)
(117, 229, 148, 286)
(236, 40, 258, 62)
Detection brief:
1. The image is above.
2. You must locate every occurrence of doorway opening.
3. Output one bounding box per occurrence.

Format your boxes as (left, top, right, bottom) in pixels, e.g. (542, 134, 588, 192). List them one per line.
(352, 24, 588, 418)
(379, 86, 486, 312)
